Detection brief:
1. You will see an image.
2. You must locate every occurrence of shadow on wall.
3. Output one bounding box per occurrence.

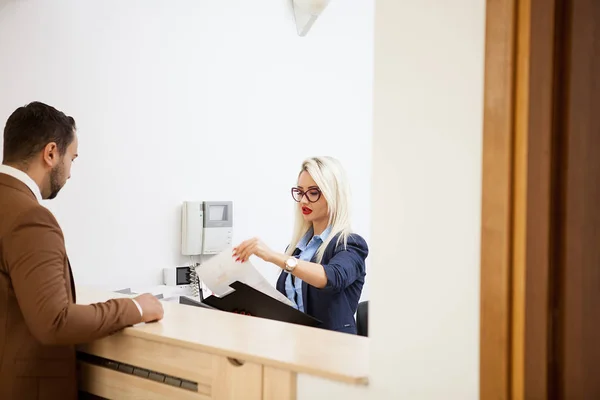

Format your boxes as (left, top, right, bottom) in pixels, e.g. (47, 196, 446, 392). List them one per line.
(0, 1, 10, 18)
(0, 0, 11, 12)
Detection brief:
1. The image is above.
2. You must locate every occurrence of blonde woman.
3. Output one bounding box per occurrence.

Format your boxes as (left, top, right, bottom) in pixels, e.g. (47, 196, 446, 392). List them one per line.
(233, 156, 368, 334)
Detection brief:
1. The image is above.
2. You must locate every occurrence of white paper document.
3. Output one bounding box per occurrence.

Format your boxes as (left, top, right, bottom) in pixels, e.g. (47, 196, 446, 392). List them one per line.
(195, 248, 294, 307)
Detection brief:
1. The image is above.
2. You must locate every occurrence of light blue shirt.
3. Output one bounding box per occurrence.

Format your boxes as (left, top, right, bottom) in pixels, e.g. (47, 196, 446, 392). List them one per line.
(285, 226, 332, 312)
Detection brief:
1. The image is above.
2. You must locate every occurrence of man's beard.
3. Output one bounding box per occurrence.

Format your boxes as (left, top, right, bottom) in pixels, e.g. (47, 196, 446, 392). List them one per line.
(47, 164, 65, 200)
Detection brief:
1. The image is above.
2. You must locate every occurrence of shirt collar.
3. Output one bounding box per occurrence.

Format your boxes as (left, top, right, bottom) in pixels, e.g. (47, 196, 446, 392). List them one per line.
(318, 226, 332, 241)
(297, 225, 333, 250)
(0, 164, 43, 202)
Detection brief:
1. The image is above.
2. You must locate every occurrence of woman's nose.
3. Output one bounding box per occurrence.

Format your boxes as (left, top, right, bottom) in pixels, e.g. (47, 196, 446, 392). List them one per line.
(300, 195, 310, 204)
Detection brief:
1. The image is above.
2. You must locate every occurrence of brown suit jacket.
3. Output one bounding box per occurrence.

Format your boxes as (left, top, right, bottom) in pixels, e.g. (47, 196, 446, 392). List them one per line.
(0, 173, 142, 399)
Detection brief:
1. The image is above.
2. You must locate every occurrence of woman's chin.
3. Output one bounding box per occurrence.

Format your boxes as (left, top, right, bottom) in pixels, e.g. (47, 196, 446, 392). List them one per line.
(302, 214, 314, 222)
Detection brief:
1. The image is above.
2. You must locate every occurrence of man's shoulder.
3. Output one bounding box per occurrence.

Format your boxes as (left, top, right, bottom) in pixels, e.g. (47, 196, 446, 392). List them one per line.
(1, 195, 60, 233)
(16, 204, 60, 229)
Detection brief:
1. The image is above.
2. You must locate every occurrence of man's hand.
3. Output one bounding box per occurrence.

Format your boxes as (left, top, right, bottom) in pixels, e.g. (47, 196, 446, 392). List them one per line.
(133, 293, 164, 323)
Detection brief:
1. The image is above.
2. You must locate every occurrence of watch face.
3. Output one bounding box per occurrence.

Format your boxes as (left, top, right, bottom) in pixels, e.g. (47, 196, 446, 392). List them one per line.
(286, 257, 297, 270)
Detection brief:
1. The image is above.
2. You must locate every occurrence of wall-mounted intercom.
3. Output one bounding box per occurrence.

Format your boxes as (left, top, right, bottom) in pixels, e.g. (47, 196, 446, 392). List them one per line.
(202, 201, 233, 254)
(181, 200, 233, 256)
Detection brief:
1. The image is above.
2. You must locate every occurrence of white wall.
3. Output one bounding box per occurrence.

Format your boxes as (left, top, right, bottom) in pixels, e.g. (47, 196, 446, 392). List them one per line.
(299, 0, 485, 399)
(0, 0, 373, 295)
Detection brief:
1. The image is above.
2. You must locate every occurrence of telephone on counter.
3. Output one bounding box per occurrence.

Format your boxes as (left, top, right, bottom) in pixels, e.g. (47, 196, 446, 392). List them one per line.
(162, 265, 196, 289)
(162, 265, 208, 299)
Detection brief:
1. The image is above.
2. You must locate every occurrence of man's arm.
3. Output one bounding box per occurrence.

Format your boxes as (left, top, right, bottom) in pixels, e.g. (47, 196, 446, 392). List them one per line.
(4, 207, 142, 345)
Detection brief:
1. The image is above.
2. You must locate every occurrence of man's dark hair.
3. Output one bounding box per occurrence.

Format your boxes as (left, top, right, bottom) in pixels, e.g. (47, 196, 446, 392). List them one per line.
(2, 101, 76, 165)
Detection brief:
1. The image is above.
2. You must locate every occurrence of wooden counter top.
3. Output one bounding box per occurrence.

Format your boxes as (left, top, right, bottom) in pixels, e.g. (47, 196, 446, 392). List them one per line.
(76, 286, 369, 385)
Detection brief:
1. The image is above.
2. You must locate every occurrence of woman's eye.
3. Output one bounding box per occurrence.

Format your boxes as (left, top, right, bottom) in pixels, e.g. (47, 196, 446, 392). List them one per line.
(309, 191, 320, 196)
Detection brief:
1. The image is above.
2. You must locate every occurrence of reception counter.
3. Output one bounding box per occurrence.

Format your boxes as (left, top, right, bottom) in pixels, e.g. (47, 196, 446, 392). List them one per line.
(76, 287, 369, 399)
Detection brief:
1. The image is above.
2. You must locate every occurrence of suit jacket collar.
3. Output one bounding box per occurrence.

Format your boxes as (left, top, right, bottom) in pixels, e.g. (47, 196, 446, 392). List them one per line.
(0, 165, 42, 202)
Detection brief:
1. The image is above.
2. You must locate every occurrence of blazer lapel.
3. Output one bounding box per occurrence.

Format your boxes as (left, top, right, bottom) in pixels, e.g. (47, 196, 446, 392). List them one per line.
(276, 271, 287, 294)
(301, 281, 308, 311)
(289, 248, 310, 311)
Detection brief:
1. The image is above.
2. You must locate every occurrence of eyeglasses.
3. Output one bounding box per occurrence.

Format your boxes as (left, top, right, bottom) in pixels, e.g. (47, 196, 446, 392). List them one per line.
(291, 187, 322, 203)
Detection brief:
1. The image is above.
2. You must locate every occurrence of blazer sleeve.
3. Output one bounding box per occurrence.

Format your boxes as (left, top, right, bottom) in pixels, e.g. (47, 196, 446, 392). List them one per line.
(320, 234, 368, 294)
(3, 206, 142, 346)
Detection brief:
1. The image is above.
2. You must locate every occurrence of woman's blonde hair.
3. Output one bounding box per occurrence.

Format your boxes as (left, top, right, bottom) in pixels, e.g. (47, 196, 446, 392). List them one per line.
(285, 156, 352, 263)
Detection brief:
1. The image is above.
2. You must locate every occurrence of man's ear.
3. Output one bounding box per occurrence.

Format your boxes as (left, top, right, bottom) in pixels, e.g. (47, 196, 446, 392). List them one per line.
(42, 142, 59, 167)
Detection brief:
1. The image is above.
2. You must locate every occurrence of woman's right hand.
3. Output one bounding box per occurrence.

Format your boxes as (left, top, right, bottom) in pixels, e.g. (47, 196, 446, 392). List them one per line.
(232, 237, 276, 263)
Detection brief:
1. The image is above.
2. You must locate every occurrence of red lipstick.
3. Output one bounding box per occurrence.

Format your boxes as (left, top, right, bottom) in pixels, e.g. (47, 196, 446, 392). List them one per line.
(302, 206, 312, 215)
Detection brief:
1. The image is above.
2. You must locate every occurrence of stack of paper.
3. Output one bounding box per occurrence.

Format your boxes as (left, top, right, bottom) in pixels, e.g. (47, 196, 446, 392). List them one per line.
(195, 248, 294, 307)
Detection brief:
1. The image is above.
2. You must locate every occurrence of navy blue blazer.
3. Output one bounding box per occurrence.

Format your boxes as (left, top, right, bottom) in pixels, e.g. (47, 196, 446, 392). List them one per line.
(276, 233, 368, 334)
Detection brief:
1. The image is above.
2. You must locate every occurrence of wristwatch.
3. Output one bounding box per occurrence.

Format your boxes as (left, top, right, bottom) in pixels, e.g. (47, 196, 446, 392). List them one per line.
(284, 257, 298, 273)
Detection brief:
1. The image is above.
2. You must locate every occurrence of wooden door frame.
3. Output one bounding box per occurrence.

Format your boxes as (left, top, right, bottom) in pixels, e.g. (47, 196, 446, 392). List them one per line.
(553, 0, 600, 397)
(479, 0, 559, 398)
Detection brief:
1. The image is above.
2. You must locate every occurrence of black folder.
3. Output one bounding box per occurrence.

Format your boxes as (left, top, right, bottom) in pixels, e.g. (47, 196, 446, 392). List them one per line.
(179, 281, 322, 328)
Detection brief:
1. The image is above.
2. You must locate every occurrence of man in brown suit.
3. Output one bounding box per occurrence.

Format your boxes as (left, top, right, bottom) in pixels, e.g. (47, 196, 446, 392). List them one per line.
(0, 102, 165, 399)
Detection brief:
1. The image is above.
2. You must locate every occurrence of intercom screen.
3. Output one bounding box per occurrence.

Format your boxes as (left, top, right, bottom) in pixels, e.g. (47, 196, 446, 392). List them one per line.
(209, 205, 227, 221)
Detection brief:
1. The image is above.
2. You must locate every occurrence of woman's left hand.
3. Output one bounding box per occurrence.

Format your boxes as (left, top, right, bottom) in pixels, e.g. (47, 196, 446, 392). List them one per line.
(233, 237, 275, 263)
